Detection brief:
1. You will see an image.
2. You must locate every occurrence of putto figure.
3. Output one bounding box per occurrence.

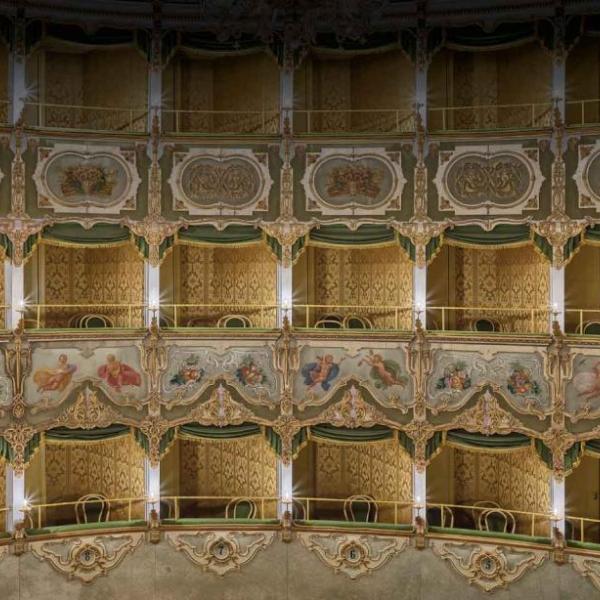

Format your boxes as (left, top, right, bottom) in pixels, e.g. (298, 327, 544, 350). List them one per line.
(33, 353, 77, 392)
(302, 354, 340, 391)
(98, 354, 141, 392)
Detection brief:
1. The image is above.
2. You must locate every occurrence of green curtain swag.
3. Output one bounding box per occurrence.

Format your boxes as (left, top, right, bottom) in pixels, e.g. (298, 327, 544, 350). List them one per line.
(133, 234, 175, 263)
(178, 423, 261, 440)
(0, 435, 10, 461)
(177, 225, 264, 246)
(44, 425, 132, 443)
(584, 439, 600, 457)
(40, 223, 132, 247)
(447, 430, 531, 451)
(0, 233, 11, 260)
(309, 424, 395, 443)
(444, 23, 537, 51)
(443, 224, 552, 261)
(44, 23, 135, 47)
(135, 427, 176, 458)
(0, 433, 40, 465)
(308, 224, 396, 247)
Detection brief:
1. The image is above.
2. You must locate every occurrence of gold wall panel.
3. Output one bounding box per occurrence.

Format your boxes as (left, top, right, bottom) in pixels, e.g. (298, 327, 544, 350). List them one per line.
(176, 244, 277, 327)
(41, 243, 144, 327)
(314, 440, 412, 505)
(44, 435, 145, 520)
(454, 245, 548, 332)
(179, 436, 277, 504)
(310, 246, 413, 329)
(453, 446, 550, 521)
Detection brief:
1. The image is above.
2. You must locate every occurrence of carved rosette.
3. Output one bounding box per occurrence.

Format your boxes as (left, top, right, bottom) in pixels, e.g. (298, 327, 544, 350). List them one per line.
(571, 554, 600, 592)
(167, 531, 275, 576)
(298, 532, 408, 580)
(30, 533, 143, 583)
(431, 540, 547, 592)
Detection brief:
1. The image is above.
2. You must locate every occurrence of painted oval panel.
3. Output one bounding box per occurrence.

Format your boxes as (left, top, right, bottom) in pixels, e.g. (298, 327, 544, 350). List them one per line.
(180, 157, 262, 208)
(585, 152, 600, 200)
(445, 152, 532, 207)
(312, 155, 395, 208)
(44, 151, 131, 207)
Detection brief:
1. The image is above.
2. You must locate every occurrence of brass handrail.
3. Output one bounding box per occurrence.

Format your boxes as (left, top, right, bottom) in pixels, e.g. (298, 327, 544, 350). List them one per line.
(291, 107, 415, 133)
(566, 514, 600, 544)
(161, 495, 279, 521)
(564, 308, 600, 334)
(565, 98, 600, 126)
(23, 497, 147, 530)
(160, 303, 279, 328)
(24, 303, 146, 329)
(426, 502, 552, 538)
(428, 101, 553, 131)
(162, 108, 279, 134)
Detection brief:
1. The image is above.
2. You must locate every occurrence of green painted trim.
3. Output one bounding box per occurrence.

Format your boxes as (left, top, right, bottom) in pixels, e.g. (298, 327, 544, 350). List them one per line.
(428, 526, 551, 545)
(26, 519, 147, 536)
(161, 518, 279, 526)
(296, 520, 412, 531)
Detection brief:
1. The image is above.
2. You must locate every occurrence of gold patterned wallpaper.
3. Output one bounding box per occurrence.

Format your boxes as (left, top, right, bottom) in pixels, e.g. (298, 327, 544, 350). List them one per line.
(44, 435, 145, 520)
(178, 436, 277, 517)
(314, 439, 412, 523)
(454, 245, 549, 333)
(175, 244, 277, 327)
(453, 446, 550, 526)
(40, 243, 144, 327)
(309, 246, 413, 329)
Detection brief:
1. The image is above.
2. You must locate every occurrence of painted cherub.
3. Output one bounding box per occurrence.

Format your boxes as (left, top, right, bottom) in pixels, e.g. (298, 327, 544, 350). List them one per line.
(359, 350, 407, 389)
(33, 354, 77, 393)
(98, 354, 141, 392)
(301, 354, 340, 391)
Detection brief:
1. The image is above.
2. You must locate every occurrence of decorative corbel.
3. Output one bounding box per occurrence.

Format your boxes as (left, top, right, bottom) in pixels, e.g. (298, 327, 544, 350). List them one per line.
(123, 216, 183, 268)
(138, 416, 170, 468)
(531, 213, 588, 268)
(393, 219, 446, 269)
(141, 318, 167, 416)
(147, 508, 161, 544)
(271, 414, 302, 466)
(260, 218, 313, 267)
(0, 217, 50, 267)
(3, 421, 36, 475)
(403, 419, 435, 473)
(4, 318, 31, 419)
(541, 426, 575, 481)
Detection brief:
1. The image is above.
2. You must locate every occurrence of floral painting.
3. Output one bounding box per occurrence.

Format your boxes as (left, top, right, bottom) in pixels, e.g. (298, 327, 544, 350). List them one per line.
(236, 356, 267, 387)
(436, 361, 472, 392)
(169, 354, 205, 388)
(507, 363, 540, 396)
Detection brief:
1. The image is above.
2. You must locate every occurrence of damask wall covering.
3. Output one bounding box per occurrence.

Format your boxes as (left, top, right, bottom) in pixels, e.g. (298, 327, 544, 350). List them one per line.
(452, 446, 550, 532)
(168, 244, 277, 328)
(32, 243, 144, 327)
(0, 458, 5, 531)
(295, 246, 413, 329)
(429, 244, 549, 332)
(44, 435, 145, 522)
(313, 439, 413, 520)
(177, 437, 277, 517)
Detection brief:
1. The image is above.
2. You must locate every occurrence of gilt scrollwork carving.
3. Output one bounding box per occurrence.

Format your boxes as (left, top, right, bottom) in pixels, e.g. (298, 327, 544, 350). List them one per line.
(186, 383, 257, 427)
(141, 319, 167, 414)
(317, 385, 388, 429)
(298, 532, 408, 580)
(55, 387, 121, 429)
(431, 540, 547, 592)
(30, 533, 143, 584)
(167, 530, 275, 576)
(4, 320, 30, 419)
(570, 554, 600, 592)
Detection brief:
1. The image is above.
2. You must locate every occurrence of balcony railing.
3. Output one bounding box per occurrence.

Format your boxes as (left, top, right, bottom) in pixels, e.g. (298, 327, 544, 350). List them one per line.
(160, 303, 279, 329)
(23, 303, 146, 329)
(565, 308, 600, 335)
(566, 98, 600, 127)
(426, 305, 550, 335)
(23, 101, 148, 133)
(162, 495, 279, 521)
(292, 108, 415, 134)
(427, 502, 552, 538)
(292, 304, 413, 330)
(161, 109, 279, 135)
(427, 101, 553, 132)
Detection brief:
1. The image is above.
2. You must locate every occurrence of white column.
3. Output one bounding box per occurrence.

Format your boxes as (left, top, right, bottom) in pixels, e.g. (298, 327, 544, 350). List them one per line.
(144, 262, 160, 327)
(148, 67, 162, 130)
(412, 466, 426, 522)
(277, 263, 293, 327)
(6, 261, 24, 329)
(279, 61, 293, 133)
(277, 460, 293, 518)
(413, 265, 427, 327)
(551, 474, 565, 535)
(549, 266, 565, 332)
(9, 51, 26, 124)
(552, 56, 565, 120)
(6, 466, 26, 532)
(144, 459, 161, 519)
(415, 65, 428, 128)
